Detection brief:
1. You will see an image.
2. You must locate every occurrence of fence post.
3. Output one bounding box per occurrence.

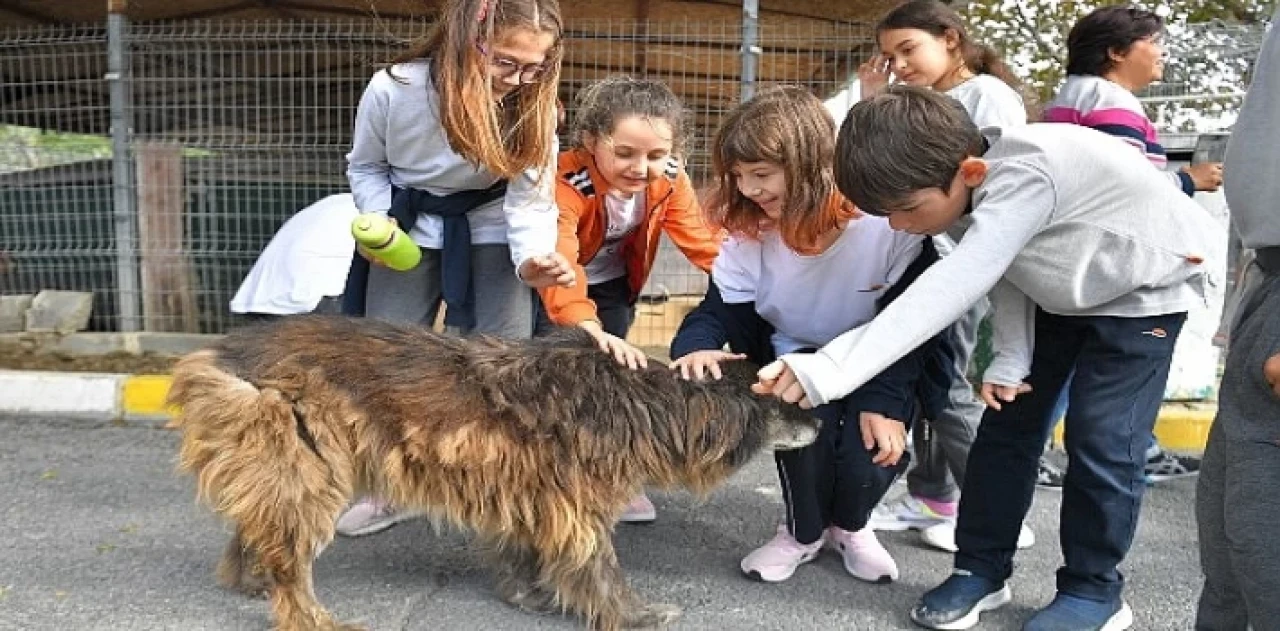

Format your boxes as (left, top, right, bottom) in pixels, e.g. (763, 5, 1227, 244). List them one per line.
(107, 0, 141, 332)
(740, 0, 760, 103)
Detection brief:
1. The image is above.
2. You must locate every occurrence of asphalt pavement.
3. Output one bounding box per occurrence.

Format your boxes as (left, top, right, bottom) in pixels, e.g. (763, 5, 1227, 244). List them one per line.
(0, 416, 1201, 630)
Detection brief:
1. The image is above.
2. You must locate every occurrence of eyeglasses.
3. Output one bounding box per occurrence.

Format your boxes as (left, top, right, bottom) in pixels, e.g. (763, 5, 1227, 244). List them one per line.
(475, 41, 549, 84)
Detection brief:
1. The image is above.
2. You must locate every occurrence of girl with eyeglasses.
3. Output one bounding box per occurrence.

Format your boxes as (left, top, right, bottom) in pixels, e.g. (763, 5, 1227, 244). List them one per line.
(339, 0, 574, 538)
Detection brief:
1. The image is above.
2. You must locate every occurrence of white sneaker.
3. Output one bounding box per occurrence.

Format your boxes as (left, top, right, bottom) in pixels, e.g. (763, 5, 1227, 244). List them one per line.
(868, 495, 955, 532)
(335, 498, 419, 537)
(919, 521, 1037, 553)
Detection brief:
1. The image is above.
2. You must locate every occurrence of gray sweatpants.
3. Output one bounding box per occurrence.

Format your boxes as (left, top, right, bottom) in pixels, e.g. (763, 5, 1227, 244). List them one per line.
(1195, 266, 1280, 630)
(365, 244, 532, 339)
(908, 298, 988, 502)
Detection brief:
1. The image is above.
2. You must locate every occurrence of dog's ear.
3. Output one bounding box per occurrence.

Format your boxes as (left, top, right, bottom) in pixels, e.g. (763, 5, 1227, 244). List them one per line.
(715, 358, 762, 385)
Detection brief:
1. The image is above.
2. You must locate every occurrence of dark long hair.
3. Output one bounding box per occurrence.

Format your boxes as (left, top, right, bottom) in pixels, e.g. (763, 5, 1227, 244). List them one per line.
(1065, 5, 1164, 77)
(876, 0, 1031, 110)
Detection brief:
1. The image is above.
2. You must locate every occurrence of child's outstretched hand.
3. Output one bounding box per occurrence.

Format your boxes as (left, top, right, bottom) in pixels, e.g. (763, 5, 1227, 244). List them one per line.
(579, 320, 648, 371)
(860, 411, 907, 467)
(519, 252, 576, 288)
(753, 360, 813, 409)
(671, 350, 746, 381)
(980, 381, 1033, 411)
(1264, 352, 1280, 398)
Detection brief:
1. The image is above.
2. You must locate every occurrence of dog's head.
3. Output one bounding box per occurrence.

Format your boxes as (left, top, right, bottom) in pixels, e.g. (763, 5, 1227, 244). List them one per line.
(714, 360, 821, 452)
(763, 400, 822, 451)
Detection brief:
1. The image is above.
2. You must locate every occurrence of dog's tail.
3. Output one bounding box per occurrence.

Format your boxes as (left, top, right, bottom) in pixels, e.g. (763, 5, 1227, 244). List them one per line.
(165, 350, 352, 558)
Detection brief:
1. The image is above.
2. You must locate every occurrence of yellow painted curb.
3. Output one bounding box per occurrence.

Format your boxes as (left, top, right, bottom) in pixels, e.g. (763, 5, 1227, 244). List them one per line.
(121, 374, 175, 417)
(1051, 402, 1216, 453)
(1154, 402, 1216, 453)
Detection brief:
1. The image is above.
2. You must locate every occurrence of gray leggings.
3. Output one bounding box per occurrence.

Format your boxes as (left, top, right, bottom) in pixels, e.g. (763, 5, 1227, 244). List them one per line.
(365, 244, 532, 339)
(908, 298, 988, 502)
(1195, 269, 1280, 630)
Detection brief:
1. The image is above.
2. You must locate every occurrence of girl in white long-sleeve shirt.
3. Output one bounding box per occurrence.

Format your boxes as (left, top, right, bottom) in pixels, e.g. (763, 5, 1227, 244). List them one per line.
(339, 0, 575, 537)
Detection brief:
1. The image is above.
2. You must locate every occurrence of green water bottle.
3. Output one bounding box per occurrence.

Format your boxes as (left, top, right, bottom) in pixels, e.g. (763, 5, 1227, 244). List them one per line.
(351, 214, 421, 271)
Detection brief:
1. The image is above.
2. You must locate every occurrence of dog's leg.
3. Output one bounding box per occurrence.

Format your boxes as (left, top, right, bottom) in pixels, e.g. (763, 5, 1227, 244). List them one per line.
(216, 527, 270, 598)
(248, 526, 365, 631)
(536, 536, 681, 631)
(482, 538, 559, 615)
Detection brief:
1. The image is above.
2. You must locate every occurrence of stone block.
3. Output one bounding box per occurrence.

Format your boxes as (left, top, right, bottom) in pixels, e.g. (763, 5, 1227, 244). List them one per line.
(25, 290, 94, 334)
(0, 295, 34, 333)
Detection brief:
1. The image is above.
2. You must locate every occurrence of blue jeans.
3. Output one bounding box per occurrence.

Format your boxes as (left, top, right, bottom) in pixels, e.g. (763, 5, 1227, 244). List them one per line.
(1051, 375, 1161, 457)
(955, 308, 1186, 602)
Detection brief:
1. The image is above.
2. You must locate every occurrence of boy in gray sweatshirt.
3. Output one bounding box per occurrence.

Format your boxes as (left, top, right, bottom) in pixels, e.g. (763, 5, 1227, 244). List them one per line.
(1194, 7, 1280, 629)
(753, 85, 1224, 630)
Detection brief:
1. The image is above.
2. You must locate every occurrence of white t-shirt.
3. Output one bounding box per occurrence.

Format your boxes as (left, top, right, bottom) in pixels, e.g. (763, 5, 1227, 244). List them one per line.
(713, 215, 923, 355)
(946, 74, 1026, 129)
(230, 194, 360, 315)
(583, 190, 645, 284)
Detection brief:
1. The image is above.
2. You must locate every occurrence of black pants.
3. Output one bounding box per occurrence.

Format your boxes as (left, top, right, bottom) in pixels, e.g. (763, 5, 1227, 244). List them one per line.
(778, 390, 913, 545)
(955, 308, 1186, 602)
(534, 276, 635, 338)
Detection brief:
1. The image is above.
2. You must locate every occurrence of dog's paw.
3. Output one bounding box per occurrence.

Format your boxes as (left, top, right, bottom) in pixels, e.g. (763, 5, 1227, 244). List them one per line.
(498, 586, 558, 615)
(320, 623, 366, 631)
(623, 602, 681, 628)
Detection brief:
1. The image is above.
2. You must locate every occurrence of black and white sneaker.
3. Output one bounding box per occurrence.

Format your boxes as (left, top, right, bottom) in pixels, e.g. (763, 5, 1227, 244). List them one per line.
(1036, 458, 1065, 491)
(1144, 449, 1201, 483)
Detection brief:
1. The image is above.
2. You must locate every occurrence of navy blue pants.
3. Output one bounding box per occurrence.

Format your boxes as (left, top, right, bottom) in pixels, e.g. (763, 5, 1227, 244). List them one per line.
(955, 308, 1186, 602)
(533, 275, 635, 338)
(779, 391, 912, 545)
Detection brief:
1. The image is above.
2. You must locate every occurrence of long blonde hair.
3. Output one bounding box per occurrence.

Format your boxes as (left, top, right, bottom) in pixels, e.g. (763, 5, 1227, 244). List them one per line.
(391, 0, 563, 178)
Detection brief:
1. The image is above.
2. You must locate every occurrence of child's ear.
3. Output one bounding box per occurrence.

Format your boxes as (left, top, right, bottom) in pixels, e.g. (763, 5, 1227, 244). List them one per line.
(959, 158, 988, 187)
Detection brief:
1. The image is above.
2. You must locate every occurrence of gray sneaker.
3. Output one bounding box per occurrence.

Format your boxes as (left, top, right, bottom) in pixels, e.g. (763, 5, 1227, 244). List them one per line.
(1036, 458, 1065, 491)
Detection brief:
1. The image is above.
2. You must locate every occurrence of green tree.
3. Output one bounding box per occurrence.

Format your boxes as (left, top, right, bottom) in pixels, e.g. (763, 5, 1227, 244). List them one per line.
(963, 0, 1274, 131)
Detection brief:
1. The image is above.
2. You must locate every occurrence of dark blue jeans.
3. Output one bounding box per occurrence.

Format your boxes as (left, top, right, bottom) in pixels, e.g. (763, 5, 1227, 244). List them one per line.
(955, 308, 1186, 602)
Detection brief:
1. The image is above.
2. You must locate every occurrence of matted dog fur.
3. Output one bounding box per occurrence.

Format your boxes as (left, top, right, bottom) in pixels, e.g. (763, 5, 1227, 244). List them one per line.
(166, 315, 819, 631)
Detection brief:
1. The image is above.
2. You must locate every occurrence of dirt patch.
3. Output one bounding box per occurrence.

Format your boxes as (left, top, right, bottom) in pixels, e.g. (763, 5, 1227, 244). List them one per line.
(0, 343, 178, 374)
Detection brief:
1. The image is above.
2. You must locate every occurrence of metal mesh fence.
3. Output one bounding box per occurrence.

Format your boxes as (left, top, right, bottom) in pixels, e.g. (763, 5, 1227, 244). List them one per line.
(1139, 19, 1269, 147)
(0, 17, 872, 340)
(0, 16, 1261, 343)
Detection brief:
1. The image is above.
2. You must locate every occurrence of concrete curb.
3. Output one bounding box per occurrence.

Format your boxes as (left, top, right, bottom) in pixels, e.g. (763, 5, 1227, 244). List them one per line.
(0, 369, 1218, 452)
(0, 370, 173, 425)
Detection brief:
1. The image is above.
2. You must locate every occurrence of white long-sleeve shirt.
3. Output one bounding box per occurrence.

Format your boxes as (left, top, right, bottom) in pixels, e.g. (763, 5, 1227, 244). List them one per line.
(782, 124, 1226, 407)
(345, 61, 558, 270)
(230, 194, 359, 315)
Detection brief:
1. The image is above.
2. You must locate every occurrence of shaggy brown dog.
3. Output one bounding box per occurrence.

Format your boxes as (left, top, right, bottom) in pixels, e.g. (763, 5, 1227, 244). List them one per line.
(166, 315, 819, 631)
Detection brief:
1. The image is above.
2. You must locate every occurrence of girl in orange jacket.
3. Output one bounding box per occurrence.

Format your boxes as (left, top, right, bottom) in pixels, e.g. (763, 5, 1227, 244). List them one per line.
(538, 76, 720, 367)
(537, 76, 720, 524)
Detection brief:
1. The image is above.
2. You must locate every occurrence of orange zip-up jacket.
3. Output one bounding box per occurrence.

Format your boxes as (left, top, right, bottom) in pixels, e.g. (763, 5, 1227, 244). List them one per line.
(539, 149, 720, 326)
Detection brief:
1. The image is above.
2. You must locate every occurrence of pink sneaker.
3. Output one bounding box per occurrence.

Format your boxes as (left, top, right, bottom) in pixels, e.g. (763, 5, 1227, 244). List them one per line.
(619, 492, 657, 524)
(740, 526, 823, 583)
(335, 498, 418, 537)
(827, 526, 899, 583)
